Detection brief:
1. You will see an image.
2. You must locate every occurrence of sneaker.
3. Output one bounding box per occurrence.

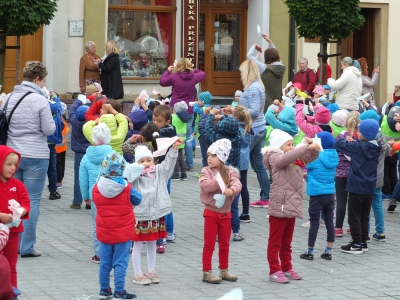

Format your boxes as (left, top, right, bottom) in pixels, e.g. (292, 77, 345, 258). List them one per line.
(321, 252, 332, 260)
(250, 200, 269, 208)
(132, 273, 151, 285)
(219, 269, 238, 282)
(320, 221, 325, 227)
(301, 221, 310, 228)
(232, 233, 244, 241)
(361, 243, 368, 252)
(269, 271, 289, 283)
(202, 270, 222, 284)
(20, 249, 42, 258)
(113, 290, 137, 299)
(70, 204, 81, 210)
(366, 235, 370, 243)
(300, 252, 314, 260)
(346, 228, 351, 233)
(157, 244, 165, 253)
(166, 233, 176, 243)
(180, 173, 187, 180)
(239, 214, 250, 223)
(284, 269, 302, 280)
(99, 288, 113, 299)
(341, 243, 363, 254)
(186, 165, 194, 172)
(382, 193, 391, 200)
(171, 172, 180, 180)
(57, 182, 63, 189)
(387, 199, 397, 212)
(195, 172, 201, 178)
(49, 191, 61, 200)
(335, 228, 343, 237)
(91, 255, 100, 264)
(146, 270, 160, 284)
(372, 233, 386, 242)
(85, 202, 91, 210)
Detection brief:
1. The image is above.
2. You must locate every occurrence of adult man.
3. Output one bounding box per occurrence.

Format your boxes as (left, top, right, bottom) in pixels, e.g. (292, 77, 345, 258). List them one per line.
(292, 57, 317, 95)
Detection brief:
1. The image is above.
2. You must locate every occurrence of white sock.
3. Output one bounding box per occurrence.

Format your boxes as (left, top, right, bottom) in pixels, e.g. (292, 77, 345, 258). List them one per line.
(132, 241, 143, 276)
(146, 241, 157, 272)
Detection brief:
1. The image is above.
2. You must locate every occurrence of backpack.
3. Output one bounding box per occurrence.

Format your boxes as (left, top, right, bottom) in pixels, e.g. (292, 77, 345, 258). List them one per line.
(0, 92, 32, 145)
(47, 108, 65, 144)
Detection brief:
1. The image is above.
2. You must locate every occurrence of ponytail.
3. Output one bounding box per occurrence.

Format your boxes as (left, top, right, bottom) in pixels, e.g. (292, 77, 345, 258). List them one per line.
(345, 111, 360, 135)
(140, 122, 160, 150)
(233, 105, 252, 135)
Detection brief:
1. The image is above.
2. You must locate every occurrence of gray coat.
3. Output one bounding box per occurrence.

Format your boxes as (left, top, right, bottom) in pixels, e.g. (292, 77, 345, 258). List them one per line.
(3, 83, 55, 159)
(133, 148, 178, 221)
(375, 132, 391, 189)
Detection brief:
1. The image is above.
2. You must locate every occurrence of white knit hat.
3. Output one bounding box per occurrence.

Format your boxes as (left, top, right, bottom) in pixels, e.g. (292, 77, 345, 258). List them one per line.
(207, 139, 231, 163)
(135, 146, 153, 162)
(331, 109, 348, 127)
(92, 123, 111, 145)
(235, 90, 243, 97)
(269, 129, 293, 149)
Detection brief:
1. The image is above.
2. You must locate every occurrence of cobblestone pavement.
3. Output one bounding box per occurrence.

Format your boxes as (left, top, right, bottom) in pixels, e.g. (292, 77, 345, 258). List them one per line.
(17, 142, 400, 300)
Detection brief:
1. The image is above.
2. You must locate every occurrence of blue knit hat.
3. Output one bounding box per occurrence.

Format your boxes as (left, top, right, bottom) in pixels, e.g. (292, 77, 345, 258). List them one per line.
(359, 110, 380, 123)
(358, 119, 379, 141)
(323, 84, 330, 90)
(317, 131, 335, 149)
(326, 103, 339, 114)
(76, 105, 89, 121)
(198, 91, 213, 106)
(101, 151, 127, 182)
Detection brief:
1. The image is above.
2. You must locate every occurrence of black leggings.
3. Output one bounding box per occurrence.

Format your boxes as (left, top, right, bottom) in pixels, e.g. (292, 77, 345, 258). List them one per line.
(335, 176, 348, 229)
(240, 170, 250, 215)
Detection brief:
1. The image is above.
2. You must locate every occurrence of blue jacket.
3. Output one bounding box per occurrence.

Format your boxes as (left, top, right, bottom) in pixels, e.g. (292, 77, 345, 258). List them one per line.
(47, 96, 64, 144)
(238, 79, 266, 130)
(238, 124, 250, 171)
(335, 139, 381, 195)
(265, 107, 298, 137)
(79, 144, 113, 201)
(306, 149, 339, 196)
(69, 100, 91, 153)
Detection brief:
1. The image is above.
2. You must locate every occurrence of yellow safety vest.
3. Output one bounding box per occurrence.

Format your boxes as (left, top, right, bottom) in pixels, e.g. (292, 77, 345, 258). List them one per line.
(172, 114, 187, 149)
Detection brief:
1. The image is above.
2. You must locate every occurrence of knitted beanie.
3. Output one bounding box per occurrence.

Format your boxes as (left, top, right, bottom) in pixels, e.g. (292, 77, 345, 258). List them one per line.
(234, 90, 243, 97)
(207, 139, 231, 163)
(92, 123, 111, 146)
(358, 119, 379, 141)
(135, 145, 153, 162)
(315, 106, 331, 124)
(359, 110, 381, 123)
(269, 129, 293, 149)
(326, 103, 339, 114)
(101, 151, 127, 178)
(85, 84, 98, 96)
(317, 131, 335, 149)
(174, 101, 188, 113)
(198, 91, 213, 105)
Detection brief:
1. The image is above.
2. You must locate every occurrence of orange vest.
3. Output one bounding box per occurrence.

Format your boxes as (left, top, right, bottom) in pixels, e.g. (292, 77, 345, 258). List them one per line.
(55, 116, 69, 153)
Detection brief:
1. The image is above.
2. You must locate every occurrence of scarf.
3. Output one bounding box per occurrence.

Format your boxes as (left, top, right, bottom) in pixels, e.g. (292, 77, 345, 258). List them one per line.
(294, 159, 305, 168)
(141, 165, 156, 178)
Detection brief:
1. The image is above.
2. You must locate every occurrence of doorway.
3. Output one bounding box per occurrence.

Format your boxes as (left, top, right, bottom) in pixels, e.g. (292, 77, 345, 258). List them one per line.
(199, 4, 247, 96)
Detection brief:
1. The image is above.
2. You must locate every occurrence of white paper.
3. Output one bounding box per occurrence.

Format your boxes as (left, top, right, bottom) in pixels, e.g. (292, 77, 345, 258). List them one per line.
(214, 172, 226, 193)
(8, 199, 24, 220)
(329, 91, 335, 101)
(303, 104, 309, 115)
(214, 194, 226, 209)
(382, 102, 388, 116)
(312, 135, 324, 152)
(318, 95, 327, 102)
(267, 104, 280, 111)
(189, 101, 195, 107)
(257, 24, 262, 36)
(152, 136, 179, 157)
(123, 163, 145, 182)
(217, 288, 243, 300)
(357, 93, 370, 102)
(287, 88, 295, 97)
(152, 87, 160, 95)
(282, 96, 294, 108)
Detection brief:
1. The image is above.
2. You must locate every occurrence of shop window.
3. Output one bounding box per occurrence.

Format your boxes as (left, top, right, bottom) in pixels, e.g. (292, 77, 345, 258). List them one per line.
(108, 0, 175, 79)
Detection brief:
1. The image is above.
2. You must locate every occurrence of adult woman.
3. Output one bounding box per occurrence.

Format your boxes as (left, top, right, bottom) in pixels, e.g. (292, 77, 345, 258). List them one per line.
(238, 60, 270, 207)
(95, 40, 124, 99)
(79, 41, 101, 94)
(5, 61, 55, 257)
(247, 34, 285, 109)
(160, 57, 206, 171)
(327, 57, 362, 111)
(357, 57, 380, 107)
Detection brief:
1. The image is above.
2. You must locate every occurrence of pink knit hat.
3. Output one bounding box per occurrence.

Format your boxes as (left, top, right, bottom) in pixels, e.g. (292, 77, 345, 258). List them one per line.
(315, 106, 331, 124)
(312, 85, 324, 96)
(292, 82, 303, 91)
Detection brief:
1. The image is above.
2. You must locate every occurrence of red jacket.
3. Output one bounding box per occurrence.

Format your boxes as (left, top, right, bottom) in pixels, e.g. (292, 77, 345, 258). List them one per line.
(292, 68, 317, 95)
(0, 146, 30, 233)
(316, 63, 332, 84)
(92, 179, 136, 244)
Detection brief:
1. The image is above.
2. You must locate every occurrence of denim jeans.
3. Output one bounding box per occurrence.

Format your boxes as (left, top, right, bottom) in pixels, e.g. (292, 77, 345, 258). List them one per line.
(392, 180, 400, 201)
(47, 144, 57, 193)
(14, 158, 49, 255)
(231, 194, 240, 234)
(91, 200, 101, 256)
(369, 187, 385, 234)
(185, 113, 195, 167)
(246, 129, 270, 200)
(73, 152, 85, 205)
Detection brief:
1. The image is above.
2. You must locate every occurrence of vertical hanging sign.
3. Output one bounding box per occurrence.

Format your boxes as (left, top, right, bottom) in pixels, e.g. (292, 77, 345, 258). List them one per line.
(182, 0, 199, 68)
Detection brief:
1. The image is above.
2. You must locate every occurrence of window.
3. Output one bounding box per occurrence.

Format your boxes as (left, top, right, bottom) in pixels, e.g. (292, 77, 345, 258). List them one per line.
(108, 0, 176, 79)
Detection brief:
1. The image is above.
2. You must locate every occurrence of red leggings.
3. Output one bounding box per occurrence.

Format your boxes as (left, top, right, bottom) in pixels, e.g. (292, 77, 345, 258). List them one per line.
(1, 232, 19, 287)
(267, 216, 295, 275)
(202, 209, 231, 271)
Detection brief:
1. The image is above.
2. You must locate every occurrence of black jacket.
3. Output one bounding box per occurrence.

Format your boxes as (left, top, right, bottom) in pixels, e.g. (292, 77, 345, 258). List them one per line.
(99, 53, 124, 99)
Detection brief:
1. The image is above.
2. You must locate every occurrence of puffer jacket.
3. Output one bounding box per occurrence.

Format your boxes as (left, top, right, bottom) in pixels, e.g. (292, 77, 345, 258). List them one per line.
(265, 107, 298, 137)
(295, 103, 322, 138)
(83, 113, 128, 154)
(69, 100, 91, 153)
(238, 79, 266, 130)
(79, 144, 113, 201)
(262, 143, 319, 218)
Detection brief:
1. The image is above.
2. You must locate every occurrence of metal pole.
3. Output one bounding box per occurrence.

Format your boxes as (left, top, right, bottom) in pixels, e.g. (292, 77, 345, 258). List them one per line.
(289, 17, 296, 81)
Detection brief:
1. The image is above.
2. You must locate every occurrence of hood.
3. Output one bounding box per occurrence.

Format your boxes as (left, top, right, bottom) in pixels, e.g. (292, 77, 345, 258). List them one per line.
(345, 66, 361, 77)
(278, 107, 296, 126)
(99, 114, 117, 130)
(86, 145, 113, 165)
(266, 65, 286, 78)
(317, 149, 339, 169)
(375, 131, 386, 146)
(176, 111, 189, 123)
(360, 140, 381, 159)
(97, 176, 127, 198)
(160, 124, 176, 138)
(0, 146, 21, 176)
(177, 70, 195, 81)
(216, 116, 239, 139)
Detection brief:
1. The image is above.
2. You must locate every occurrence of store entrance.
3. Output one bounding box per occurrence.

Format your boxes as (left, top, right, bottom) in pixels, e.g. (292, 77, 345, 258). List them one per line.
(199, 5, 247, 96)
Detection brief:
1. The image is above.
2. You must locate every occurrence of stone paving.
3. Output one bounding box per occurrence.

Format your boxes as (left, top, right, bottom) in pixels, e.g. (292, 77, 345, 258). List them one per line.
(17, 141, 400, 300)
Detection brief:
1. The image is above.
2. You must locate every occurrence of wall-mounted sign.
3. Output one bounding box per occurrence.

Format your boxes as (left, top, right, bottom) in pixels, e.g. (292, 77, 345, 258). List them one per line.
(181, 0, 199, 68)
(69, 20, 84, 37)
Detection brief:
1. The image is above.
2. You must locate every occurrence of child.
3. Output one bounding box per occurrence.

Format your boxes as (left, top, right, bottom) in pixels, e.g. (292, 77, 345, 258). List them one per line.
(300, 132, 339, 261)
(92, 151, 142, 299)
(262, 129, 319, 283)
(55, 101, 69, 189)
(330, 110, 348, 138)
(231, 90, 242, 108)
(130, 138, 182, 284)
(171, 101, 189, 180)
(265, 106, 298, 137)
(335, 119, 381, 254)
(79, 123, 113, 264)
(123, 109, 149, 163)
(0, 146, 30, 298)
(197, 92, 214, 167)
(199, 139, 242, 283)
(295, 100, 332, 137)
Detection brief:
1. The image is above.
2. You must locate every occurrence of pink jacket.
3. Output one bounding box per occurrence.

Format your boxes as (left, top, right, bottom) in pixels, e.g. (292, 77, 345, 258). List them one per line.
(199, 166, 242, 213)
(295, 103, 322, 138)
(262, 143, 319, 219)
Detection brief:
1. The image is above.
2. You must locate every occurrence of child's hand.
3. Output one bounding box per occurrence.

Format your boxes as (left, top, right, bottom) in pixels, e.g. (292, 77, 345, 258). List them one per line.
(94, 118, 100, 125)
(173, 138, 184, 149)
(304, 137, 313, 144)
(211, 107, 220, 115)
(388, 140, 395, 147)
(395, 122, 400, 132)
(0, 213, 12, 224)
(308, 143, 321, 151)
(214, 114, 222, 121)
(273, 99, 280, 106)
(346, 136, 355, 142)
(130, 134, 141, 143)
(222, 105, 233, 115)
(204, 106, 211, 114)
(223, 188, 233, 197)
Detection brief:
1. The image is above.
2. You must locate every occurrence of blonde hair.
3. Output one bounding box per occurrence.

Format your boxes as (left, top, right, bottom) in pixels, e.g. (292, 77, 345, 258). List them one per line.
(219, 163, 230, 187)
(239, 60, 265, 90)
(172, 58, 193, 74)
(84, 41, 96, 51)
(6, 152, 19, 161)
(345, 111, 360, 135)
(233, 105, 252, 135)
(105, 40, 119, 55)
(23, 61, 48, 81)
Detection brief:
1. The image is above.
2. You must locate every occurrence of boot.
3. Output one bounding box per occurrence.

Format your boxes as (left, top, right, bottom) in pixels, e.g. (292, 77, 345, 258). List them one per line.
(202, 271, 222, 284)
(219, 269, 238, 282)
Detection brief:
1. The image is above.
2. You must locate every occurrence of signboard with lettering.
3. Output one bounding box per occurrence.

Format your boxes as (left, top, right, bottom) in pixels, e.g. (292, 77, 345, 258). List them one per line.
(181, 0, 199, 68)
(69, 21, 84, 37)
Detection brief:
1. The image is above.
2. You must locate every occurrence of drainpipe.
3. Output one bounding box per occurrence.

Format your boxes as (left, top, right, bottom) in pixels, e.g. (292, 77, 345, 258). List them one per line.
(289, 17, 296, 81)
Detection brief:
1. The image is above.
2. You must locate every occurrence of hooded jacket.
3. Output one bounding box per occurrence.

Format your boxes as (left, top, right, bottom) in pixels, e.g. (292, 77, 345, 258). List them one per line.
(265, 107, 298, 137)
(99, 52, 124, 99)
(328, 66, 362, 111)
(261, 64, 286, 109)
(69, 100, 92, 153)
(262, 143, 319, 219)
(160, 69, 205, 114)
(306, 149, 339, 196)
(79, 144, 113, 201)
(335, 138, 381, 195)
(0, 146, 30, 233)
(374, 131, 391, 189)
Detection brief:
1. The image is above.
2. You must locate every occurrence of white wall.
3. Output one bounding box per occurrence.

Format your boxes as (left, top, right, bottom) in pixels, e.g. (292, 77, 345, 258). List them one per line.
(247, 0, 270, 56)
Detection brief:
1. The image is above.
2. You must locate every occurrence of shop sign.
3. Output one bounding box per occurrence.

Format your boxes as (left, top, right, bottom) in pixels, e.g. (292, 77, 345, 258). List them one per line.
(181, 0, 199, 67)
